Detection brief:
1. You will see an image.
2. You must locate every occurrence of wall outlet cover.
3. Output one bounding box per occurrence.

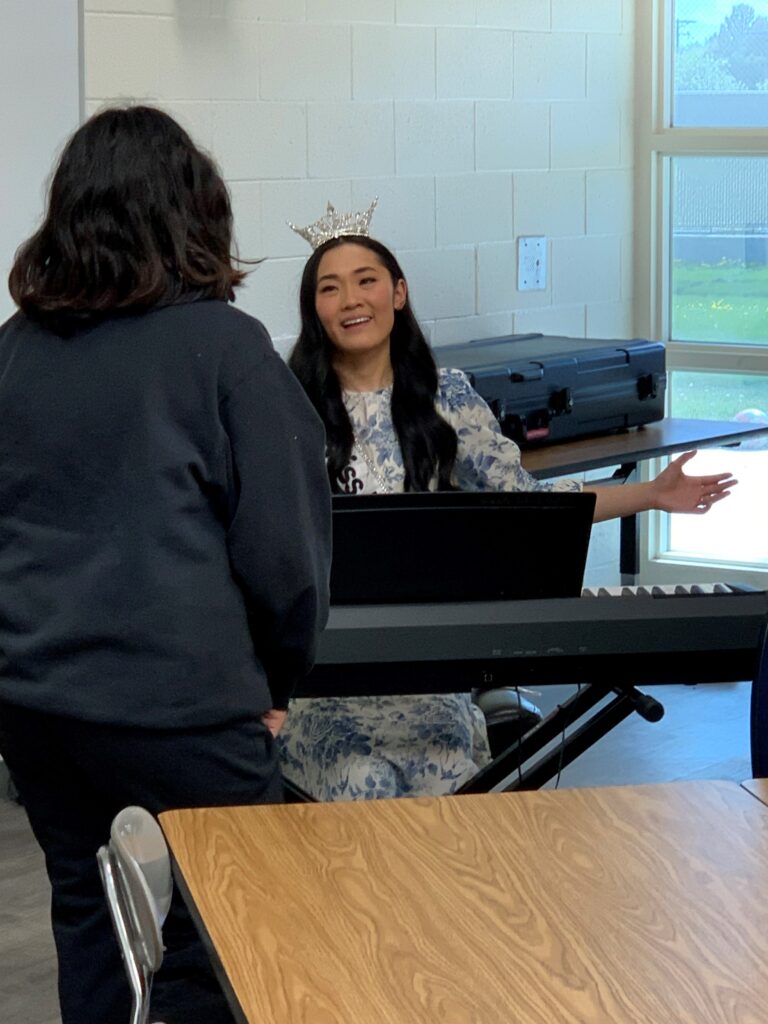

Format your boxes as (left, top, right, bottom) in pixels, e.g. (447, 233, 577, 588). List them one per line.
(517, 236, 547, 291)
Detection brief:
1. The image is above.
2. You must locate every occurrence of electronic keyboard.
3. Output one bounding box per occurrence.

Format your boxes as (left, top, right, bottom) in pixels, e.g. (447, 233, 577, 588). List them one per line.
(296, 584, 768, 697)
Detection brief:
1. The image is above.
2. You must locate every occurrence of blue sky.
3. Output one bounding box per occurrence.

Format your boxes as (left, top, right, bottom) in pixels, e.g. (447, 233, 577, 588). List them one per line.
(676, 0, 768, 44)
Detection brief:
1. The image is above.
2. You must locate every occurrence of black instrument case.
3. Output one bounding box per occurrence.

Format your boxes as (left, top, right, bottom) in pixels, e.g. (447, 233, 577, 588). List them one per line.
(435, 333, 666, 446)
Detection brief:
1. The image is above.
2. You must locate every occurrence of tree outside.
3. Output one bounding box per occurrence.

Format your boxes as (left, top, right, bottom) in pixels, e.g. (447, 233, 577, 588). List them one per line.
(676, 3, 768, 91)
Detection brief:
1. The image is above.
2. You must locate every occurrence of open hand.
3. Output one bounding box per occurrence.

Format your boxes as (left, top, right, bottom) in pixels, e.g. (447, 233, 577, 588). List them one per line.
(651, 450, 737, 514)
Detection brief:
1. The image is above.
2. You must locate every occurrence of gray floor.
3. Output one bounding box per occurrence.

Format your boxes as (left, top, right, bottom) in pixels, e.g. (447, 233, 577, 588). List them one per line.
(0, 519, 757, 1024)
(1, 792, 61, 1024)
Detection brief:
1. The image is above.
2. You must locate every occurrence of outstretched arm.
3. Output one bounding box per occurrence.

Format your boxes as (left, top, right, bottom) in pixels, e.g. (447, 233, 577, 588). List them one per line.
(586, 451, 737, 523)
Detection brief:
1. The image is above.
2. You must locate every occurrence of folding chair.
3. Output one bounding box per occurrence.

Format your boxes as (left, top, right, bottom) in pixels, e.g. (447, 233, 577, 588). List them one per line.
(97, 806, 173, 1024)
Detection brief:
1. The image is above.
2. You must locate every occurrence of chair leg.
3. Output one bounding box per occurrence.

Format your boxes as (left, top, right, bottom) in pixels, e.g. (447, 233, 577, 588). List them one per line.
(122, 924, 151, 1024)
(132, 970, 151, 1024)
(97, 849, 153, 1024)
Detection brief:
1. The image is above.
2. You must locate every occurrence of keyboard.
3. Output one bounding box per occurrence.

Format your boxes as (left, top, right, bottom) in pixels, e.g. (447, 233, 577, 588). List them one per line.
(296, 583, 768, 697)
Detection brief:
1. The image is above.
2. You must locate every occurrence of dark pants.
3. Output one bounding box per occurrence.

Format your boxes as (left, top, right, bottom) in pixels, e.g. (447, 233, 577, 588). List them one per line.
(0, 701, 282, 1024)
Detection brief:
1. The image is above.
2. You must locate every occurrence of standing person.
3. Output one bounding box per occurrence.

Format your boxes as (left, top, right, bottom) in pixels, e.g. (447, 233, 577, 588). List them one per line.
(0, 106, 331, 1024)
(281, 202, 736, 803)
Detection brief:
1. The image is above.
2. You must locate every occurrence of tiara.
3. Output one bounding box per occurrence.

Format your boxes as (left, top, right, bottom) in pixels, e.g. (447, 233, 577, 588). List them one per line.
(287, 197, 378, 251)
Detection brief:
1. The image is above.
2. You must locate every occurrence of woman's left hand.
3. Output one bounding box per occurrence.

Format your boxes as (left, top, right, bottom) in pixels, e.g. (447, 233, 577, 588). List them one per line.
(651, 450, 737, 514)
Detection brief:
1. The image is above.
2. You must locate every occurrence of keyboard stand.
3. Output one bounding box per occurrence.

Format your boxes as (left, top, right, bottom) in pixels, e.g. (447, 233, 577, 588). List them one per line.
(284, 778, 316, 803)
(458, 682, 664, 794)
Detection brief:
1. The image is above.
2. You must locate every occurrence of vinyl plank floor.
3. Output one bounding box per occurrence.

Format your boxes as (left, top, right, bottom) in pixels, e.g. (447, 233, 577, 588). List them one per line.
(0, 797, 60, 1024)
(536, 681, 752, 789)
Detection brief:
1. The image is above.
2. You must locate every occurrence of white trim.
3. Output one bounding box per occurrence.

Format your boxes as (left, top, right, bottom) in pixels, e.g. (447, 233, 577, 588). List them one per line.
(78, 0, 85, 126)
(666, 344, 768, 372)
(648, 131, 768, 153)
(636, 0, 768, 584)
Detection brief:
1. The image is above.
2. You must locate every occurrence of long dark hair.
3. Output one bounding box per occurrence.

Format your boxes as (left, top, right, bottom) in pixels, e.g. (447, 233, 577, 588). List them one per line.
(288, 235, 457, 492)
(9, 105, 245, 334)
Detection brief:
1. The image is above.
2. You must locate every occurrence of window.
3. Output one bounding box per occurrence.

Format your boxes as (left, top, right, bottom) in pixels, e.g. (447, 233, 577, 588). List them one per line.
(637, 1, 768, 584)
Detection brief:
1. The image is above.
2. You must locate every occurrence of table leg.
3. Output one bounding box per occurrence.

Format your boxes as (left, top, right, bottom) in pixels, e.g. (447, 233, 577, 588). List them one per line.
(750, 622, 768, 778)
(620, 513, 639, 585)
(613, 461, 639, 585)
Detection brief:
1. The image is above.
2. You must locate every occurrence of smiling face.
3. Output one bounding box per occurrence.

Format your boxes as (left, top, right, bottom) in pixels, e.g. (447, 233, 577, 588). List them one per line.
(314, 242, 407, 365)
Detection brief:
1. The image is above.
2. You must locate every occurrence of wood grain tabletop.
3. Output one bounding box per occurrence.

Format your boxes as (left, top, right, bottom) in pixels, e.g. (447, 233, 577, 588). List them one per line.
(520, 417, 768, 478)
(161, 780, 768, 1024)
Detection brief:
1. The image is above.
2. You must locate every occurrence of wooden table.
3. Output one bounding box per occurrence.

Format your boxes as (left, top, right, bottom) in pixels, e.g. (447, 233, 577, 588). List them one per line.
(742, 778, 768, 806)
(519, 417, 768, 480)
(520, 417, 768, 582)
(161, 780, 768, 1024)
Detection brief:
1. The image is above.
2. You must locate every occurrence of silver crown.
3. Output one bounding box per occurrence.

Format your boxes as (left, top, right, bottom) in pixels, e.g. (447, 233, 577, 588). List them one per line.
(287, 198, 378, 251)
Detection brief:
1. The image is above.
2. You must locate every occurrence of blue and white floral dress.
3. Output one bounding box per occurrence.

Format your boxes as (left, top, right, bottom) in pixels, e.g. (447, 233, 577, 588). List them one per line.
(279, 368, 581, 801)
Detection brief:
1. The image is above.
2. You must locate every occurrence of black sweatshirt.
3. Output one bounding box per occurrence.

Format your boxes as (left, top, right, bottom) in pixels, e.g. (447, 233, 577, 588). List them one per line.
(0, 299, 331, 727)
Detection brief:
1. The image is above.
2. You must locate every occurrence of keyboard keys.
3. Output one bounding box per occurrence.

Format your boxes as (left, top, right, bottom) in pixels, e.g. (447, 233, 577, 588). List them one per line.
(581, 583, 740, 598)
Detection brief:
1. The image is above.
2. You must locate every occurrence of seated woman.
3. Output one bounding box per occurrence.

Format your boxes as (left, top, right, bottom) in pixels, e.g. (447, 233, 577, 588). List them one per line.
(280, 203, 736, 802)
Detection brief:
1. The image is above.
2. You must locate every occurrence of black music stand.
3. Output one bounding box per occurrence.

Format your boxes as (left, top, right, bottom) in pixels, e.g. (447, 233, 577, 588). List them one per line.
(329, 490, 595, 605)
(286, 490, 597, 803)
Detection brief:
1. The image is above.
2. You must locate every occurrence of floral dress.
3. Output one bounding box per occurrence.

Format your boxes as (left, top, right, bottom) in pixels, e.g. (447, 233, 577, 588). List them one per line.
(279, 368, 581, 801)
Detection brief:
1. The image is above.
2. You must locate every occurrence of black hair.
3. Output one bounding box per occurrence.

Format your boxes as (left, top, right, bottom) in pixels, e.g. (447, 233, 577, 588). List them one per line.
(9, 104, 246, 334)
(288, 235, 457, 492)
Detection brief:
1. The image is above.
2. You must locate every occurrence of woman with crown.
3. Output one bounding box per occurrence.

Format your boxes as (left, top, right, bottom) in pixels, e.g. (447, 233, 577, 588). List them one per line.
(282, 200, 737, 802)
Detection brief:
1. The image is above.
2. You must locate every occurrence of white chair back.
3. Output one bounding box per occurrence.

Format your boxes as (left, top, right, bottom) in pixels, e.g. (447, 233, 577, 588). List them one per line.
(112, 806, 173, 940)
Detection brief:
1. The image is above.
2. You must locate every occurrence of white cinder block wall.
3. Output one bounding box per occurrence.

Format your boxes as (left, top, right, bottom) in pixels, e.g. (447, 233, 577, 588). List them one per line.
(83, 0, 635, 356)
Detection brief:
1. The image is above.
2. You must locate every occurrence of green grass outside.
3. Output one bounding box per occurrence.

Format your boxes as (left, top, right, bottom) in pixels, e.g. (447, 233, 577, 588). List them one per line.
(671, 261, 768, 419)
(671, 370, 768, 419)
(672, 260, 768, 344)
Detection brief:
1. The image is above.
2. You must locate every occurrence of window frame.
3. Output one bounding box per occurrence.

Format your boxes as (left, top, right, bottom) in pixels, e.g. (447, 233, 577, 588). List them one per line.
(635, 0, 768, 586)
